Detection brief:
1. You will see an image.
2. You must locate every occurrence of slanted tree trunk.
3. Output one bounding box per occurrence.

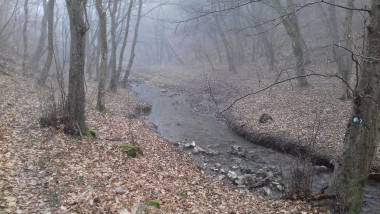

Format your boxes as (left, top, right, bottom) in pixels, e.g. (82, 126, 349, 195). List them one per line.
(22, 0, 29, 75)
(108, 0, 119, 93)
(271, 0, 308, 86)
(121, 0, 142, 88)
(64, 0, 88, 133)
(330, 1, 380, 213)
(30, 0, 47, 70)
(95, 0, 107, 112)
(116, 0, 133, 86)
(37, 0, 55, 86)
(214, 15, 236, 73)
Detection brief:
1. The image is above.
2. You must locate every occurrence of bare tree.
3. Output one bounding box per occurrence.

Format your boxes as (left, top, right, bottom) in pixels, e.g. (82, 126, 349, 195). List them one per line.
(121, 0, 142, 87)
(22, 0, 29, 75)
(64, 0, 88, 133)
(30, 0, 47, 71)
(115, 0, 134, 90)
(270, 0, 309, 86)
(37, 0, 55, 86)
(330, 1, 380, 212)
(95, 0, 107, 112)
(214, 15, 236, 73)
(108, 0, 119, 92)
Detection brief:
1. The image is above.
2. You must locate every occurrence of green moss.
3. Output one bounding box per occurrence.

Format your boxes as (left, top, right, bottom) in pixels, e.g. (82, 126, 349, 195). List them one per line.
(76, 176, 85, 185)
(100, 107, 112, 115)
(82, 129, 96, 138)
(145, 199, 160, 209)
(119, 144, 143, 157)
(180, 191, 188, 199)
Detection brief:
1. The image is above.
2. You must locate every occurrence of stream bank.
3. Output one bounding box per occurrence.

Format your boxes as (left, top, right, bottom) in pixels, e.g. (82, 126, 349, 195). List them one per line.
(129, 76, 380, 214)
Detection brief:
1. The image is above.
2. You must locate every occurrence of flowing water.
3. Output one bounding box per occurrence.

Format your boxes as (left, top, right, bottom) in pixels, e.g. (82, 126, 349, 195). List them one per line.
(131, 78, 380, 214)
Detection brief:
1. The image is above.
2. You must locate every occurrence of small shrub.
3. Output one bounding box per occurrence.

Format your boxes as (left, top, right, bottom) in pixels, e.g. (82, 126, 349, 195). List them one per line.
(145, 199, 160, 209)
(119, 144, 143, 157)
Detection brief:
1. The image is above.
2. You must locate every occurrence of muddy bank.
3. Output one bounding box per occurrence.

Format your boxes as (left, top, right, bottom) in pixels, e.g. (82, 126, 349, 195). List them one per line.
(224, 114, 380, 181)
(226, 115, 333, 168)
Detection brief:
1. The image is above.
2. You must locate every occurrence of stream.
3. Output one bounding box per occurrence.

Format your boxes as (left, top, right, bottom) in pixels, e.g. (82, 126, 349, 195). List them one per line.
(130, 77, 380, 214)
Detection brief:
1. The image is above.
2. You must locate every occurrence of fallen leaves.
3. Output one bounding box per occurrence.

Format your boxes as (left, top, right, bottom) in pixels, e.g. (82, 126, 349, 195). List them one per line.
(0, 67, 330, 213)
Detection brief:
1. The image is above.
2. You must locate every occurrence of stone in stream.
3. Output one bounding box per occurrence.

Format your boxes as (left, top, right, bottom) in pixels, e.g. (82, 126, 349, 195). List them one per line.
(192, 146, 206, 154)
(262, 187, 272, 196)
(227, 171, 238, 180)
(230, 145, 241, 155)
(204, 148, 219, 156)
(184, 141, 196, 148)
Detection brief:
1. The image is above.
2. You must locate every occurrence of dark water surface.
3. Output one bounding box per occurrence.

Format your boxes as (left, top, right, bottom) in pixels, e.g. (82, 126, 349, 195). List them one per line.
(131, 79, 380, 214)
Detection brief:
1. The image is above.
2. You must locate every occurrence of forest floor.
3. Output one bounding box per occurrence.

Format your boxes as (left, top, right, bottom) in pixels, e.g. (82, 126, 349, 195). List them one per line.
(0, 62, 329, 213)
(131, 52, 380, 173)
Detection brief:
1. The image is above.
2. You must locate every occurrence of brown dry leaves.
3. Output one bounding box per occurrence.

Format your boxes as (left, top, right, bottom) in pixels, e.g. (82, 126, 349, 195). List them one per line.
(0, 69, 330, 213)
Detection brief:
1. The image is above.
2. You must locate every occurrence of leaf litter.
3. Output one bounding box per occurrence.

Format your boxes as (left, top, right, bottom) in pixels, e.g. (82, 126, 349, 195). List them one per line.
(0, 65, 329, 213)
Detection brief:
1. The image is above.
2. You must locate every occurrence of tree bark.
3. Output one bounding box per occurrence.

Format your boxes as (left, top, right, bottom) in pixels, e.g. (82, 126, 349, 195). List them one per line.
(22, 0, 29, 75)
(108, 0, 119, 93)
(37, 0, 55, 86)
(121, 0, 142, 87)
(330, 1, 380, 213)
(271, 0, 308, 86)
(64, 0, 87, 133)
(95, 0, 107, 112)
(116, 0, 133, 87)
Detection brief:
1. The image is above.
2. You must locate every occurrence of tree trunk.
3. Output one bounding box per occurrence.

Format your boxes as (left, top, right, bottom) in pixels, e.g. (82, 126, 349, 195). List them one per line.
(330, 1, 380, 213)
(30, 0, 47, 70)
(37, 0, 55, 86)
(271, 0, 308, 86)
(108, 0, 119, 93)
(22, 0, 29, 75)
(95, 0, 107, 112)
(341, 0, 355, 100)
(64, 0, 87, 134)
(214, 15, 236, 73)
(116, 0, 133, 87)
(121, 0, 142, 88)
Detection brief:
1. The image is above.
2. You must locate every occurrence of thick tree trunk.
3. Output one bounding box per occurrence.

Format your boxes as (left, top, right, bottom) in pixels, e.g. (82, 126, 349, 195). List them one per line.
(116, 0, 133, 87)
(214, 15, 236, 73)
(37, 0, 55, 86)
(108, 0, 119, 93)
(95, 0, 107, 112)
(64, 0, 87, 133)
(330, 1, 380, 213)
(22, 0, 29, 75)
(121, 0, 142, 88)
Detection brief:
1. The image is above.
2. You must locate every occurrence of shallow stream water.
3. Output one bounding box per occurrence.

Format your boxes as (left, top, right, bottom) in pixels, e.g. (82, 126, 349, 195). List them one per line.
(131, 78, 380, 214)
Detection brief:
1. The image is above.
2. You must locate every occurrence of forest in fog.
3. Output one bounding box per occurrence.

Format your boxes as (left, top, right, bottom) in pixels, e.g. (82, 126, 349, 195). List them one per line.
(0, 0, 380, 213)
